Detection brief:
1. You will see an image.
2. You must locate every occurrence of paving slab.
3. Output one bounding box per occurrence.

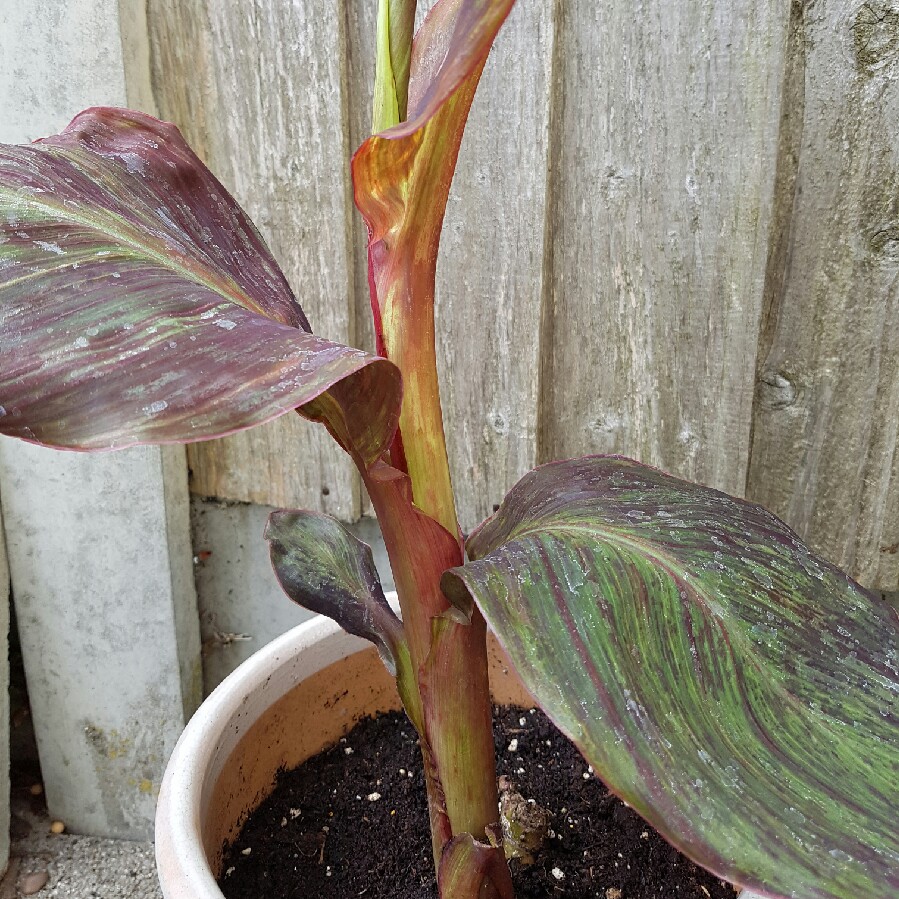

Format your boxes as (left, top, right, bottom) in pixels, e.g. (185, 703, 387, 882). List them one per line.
(5, 786, 160, 899)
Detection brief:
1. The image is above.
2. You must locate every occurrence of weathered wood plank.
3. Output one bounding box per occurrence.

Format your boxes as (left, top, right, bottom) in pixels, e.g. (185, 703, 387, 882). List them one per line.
(346, 0, 554, 532)
(147, 0, 360, 519)
(344, 1, 379, 523)
(541, 2, 790, 499)
(747, 0, 899, 591)
(345, 1, 378, 362)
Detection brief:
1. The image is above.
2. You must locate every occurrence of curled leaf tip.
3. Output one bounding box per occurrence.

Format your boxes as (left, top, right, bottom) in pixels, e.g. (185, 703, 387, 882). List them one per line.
(1, 107, 401, 461)
(265, 509, 407, 674)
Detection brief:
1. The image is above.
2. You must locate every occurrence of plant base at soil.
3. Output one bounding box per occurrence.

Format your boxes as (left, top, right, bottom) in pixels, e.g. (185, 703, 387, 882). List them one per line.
(219, 707, 739, 898)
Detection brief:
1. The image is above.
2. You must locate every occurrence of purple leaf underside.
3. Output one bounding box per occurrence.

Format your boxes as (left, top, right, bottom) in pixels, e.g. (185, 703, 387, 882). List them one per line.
(443, 456, 899, 899)
(0, 108, 399, 462)
(266, 510, 406, 676)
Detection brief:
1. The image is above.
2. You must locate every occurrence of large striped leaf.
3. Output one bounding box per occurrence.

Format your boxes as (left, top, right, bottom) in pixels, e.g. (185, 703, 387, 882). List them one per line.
(442, 456, 899, 899)
(0, 108, 400, 463)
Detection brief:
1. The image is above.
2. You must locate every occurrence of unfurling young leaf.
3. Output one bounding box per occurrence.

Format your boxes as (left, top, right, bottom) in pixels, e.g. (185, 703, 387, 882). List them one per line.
(372, 0, 418, 132)
(0, 108, 400, 464)
(354, 0, 515, 534)
(266, 511, 405, 673)
(443, 456, 899, 899)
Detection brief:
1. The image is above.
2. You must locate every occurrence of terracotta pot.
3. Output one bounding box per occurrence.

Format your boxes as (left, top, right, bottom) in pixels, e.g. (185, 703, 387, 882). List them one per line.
(155, 605, 758, 899)
(155, 605, 532, 898)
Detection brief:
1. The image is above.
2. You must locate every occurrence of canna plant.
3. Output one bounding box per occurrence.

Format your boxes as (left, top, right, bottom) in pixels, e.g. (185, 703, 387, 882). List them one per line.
(0, 0, 896, 897)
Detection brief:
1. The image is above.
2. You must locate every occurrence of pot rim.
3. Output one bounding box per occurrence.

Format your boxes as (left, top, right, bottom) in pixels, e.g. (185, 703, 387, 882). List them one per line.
(155, 611, 360, 898)
(155, 605, 756, 899)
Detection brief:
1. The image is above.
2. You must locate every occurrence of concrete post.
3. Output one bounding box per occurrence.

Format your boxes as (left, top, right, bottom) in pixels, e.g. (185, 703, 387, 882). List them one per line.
(0, 445, 201, 839)
(0, 0, 201, 839)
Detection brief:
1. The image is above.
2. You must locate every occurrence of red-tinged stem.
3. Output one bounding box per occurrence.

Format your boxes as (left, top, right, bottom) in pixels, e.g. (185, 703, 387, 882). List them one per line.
(439, 834, 516, 899)
(422, 610, 504, 849)
(363, 464, 504, 888)
(358, 74, 487, 540)
(359, 93, 510, 899)
(369, 231, 461, 537)
(358, 4, 518, 891)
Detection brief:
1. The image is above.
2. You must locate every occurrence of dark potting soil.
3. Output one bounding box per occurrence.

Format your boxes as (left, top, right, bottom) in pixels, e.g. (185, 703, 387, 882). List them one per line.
(219, 707, 739, 898)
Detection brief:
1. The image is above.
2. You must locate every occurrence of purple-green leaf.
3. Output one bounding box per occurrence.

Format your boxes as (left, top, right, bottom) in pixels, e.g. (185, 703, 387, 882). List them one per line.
(442, 456, 899, 899)
(266, 510, 406, 677)
(0, 108, 400, 464)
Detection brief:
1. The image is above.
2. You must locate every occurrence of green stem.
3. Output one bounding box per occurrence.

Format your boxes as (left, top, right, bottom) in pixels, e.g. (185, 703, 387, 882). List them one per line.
(364, 3, 510, 892)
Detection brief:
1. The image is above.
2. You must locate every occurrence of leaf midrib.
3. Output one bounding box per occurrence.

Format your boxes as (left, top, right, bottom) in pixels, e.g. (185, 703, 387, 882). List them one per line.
(0, 186, 258, 315)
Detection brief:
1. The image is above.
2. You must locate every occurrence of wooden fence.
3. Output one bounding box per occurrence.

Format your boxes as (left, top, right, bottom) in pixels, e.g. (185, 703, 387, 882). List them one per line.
(145, 0, 897, 593)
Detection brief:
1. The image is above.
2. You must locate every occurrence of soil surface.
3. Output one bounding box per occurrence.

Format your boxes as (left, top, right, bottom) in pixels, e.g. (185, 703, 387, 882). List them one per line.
(219, 707, 739, 898)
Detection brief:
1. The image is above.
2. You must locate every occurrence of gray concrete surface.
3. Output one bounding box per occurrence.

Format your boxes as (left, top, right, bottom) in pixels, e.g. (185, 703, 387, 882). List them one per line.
(0, 443, 202, 841)
(0, 0, 154, 143)
(3, 785, 160, 899)
(0, 0, 201, 841)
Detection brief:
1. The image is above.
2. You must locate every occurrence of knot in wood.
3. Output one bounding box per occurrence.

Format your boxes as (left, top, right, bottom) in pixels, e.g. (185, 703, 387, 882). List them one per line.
(757, 370, 797, 410)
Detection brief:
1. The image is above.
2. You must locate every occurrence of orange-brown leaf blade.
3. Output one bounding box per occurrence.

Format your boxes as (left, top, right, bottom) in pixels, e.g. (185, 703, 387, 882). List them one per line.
(353, 0, 515, 532)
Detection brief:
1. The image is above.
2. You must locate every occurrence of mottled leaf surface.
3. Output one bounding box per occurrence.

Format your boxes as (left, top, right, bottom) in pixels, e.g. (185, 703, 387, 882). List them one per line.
(443, 456, 899, 899)
(266, 510, 406, 676)
(0, 108, 399, 463)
